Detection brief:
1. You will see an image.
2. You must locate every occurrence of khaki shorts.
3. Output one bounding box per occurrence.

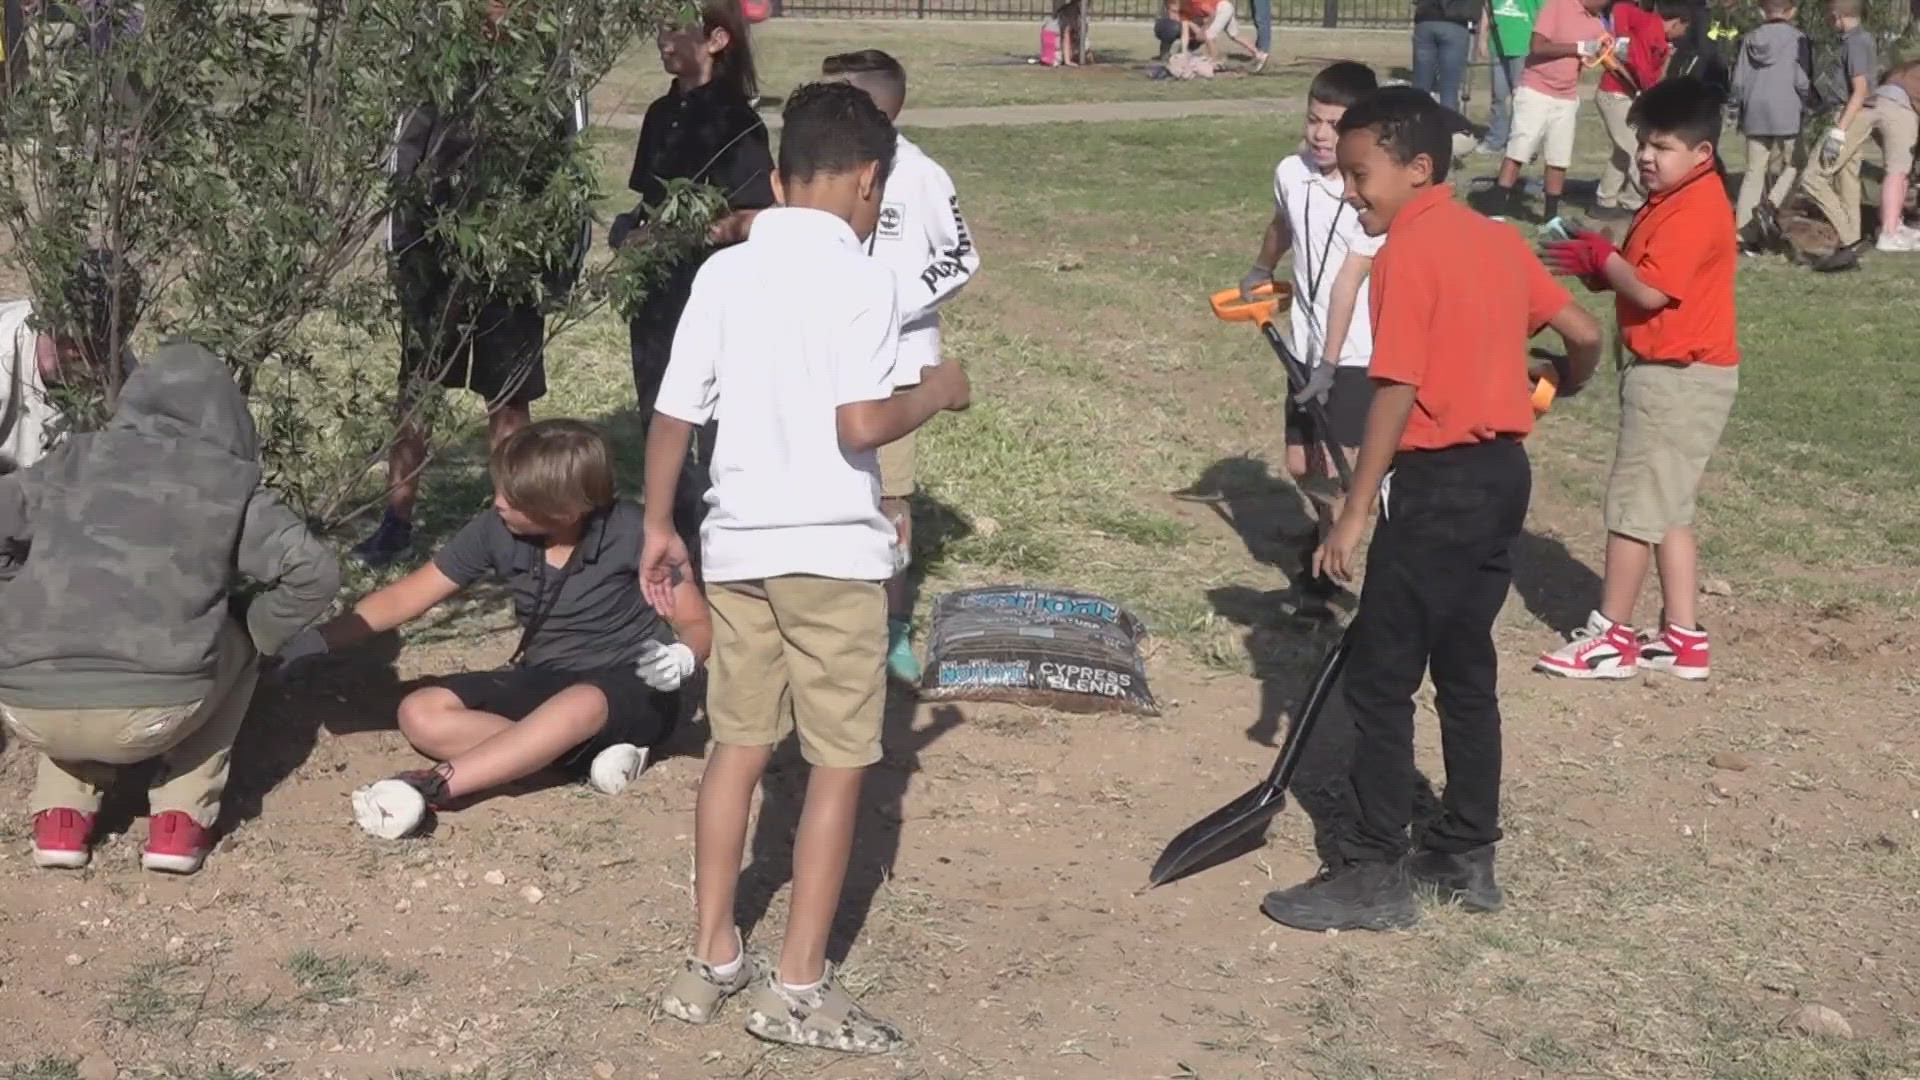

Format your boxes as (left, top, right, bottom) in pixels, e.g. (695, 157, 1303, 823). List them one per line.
(1604, 360, 1739, 544)
(878, 430, 917, 499)
(1205, 0, 1238, 38)
(1507, 86, 1581, 170)
(1873, 99, 1919, 176)
(706, 576, 887, 769)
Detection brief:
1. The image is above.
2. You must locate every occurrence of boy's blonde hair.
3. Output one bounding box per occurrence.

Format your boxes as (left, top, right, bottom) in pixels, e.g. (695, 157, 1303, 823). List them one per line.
(1829, 0, 1862, 16)
(489, 419, 615, 523)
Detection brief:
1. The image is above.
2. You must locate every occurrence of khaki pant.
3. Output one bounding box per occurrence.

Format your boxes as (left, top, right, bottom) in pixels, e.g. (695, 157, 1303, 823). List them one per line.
(0, 620, 259, 826)
(1801, 112, 1872, 246)
(706, 577, 887, 769)
(1508, 86, 1580, 169)
(877, 430, 916, 500)
(1735, 135, 1801, 228)
(1605, 361, 1739, 545)
(1594, 90, 1644, 210)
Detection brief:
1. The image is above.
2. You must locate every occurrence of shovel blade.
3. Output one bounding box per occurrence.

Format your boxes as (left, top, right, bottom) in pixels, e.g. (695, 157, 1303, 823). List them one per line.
(1146, 781, 1289, 888)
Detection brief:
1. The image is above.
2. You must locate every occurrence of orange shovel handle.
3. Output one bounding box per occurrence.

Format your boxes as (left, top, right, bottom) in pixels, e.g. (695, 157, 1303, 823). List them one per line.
(1210, 281, 1293, 327)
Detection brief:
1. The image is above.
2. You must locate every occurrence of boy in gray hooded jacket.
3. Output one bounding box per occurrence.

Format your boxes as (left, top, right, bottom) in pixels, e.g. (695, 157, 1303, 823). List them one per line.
(1732, 0, 1810, 234)
(0, 341, 340, 874)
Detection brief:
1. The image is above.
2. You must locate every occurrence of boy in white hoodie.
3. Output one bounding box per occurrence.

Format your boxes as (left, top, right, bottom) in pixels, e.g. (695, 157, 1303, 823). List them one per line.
(824, 49, 982, 684)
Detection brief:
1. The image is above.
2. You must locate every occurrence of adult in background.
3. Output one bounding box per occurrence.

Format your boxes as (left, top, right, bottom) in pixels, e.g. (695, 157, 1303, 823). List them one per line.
(614, 0, 773, 518)
(354, 0, 590, 567)
(0, 250, 141, 475)
(1413, 0, 1480, 113)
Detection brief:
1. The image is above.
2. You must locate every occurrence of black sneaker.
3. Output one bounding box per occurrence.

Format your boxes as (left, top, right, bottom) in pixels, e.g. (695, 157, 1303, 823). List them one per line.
(1260, 859, 1419, 932)
(1809, 244, 1864, 273)
(1407, 843, 1505, 913)
(351, 512, 414, 569)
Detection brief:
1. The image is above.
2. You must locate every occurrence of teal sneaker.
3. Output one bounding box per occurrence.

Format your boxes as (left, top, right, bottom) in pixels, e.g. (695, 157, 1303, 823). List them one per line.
(886, 616, 920, 685)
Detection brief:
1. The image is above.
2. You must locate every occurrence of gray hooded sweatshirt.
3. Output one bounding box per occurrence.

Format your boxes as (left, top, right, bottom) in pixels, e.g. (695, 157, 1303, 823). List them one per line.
(1733, 21, 1810, 138)
(0, 341, 340, 708)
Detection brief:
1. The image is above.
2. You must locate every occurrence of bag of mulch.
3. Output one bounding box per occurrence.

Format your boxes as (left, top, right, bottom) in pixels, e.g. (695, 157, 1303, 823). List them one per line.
(919, 586, 1159, 715)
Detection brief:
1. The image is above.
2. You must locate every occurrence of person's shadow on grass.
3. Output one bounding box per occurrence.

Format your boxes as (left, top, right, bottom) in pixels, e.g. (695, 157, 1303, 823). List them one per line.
(734, 693, 968, 964)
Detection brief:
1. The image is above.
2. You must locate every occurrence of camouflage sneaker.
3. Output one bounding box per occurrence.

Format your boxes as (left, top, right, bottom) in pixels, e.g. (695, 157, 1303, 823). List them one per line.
(660, 947, 759, 1025)
(743, 965, 903, 1054)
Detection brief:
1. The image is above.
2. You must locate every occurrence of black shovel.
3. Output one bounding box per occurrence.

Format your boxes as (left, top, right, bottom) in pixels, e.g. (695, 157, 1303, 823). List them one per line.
(1145, 626, 1353, 888)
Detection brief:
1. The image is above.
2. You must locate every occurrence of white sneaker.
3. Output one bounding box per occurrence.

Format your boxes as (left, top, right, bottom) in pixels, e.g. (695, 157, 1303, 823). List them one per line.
(1874, 230, 1920, 253)
(352, 778, 429, 840)
(588, 743, 650, 795)
(1535, 610, 1642, 680)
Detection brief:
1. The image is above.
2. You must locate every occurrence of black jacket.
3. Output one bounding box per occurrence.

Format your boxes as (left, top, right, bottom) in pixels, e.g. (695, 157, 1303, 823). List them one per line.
(618, 81, 775, 328)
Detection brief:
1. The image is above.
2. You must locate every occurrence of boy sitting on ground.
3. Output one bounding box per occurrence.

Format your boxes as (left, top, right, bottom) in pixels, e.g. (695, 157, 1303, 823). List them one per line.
(1241, 60, 1382, 616)
(1535, 77, 1738, 681)
(823, 48, 982, 684)
(283, 419, 710, 839)
(0, 342, 340, 874)
(640, 82, 969, 1052)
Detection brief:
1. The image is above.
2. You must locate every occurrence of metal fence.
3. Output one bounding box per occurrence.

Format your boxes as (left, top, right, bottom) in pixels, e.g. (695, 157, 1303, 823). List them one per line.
(774, 0, 1412, 28)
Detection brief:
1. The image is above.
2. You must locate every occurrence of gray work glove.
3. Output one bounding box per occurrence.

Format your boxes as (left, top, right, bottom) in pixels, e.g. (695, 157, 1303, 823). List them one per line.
(1293, 361, 1337, 406)
(1820, 126, 1847, 169)
(1240, 263, 1274, 300)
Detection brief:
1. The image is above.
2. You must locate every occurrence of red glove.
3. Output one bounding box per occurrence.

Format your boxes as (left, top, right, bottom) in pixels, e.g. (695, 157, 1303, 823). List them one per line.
(1540, 230, 1619, 282)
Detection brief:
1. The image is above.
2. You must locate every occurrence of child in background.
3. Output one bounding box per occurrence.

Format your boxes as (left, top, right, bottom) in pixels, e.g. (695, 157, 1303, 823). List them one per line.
(1483, 0, 1611, 221)
(822, 49, 981, 685)
(1806, 54, 1920, 266)
(1477, 0, 1545, 157)
(285, 420, 711, 839)
(1181, 0, 1267, 70)
(0, 343, 340, 874)
(1240, 60, 1382, 614)
(641, 83, 969, 1053)
(1261, 87, 1602, 932)
(1536, 77, 1738, 681)
(1593, 0, 1692, 220)
(1801, 0, 1890, 266)
(1730, 0, 1809, 243)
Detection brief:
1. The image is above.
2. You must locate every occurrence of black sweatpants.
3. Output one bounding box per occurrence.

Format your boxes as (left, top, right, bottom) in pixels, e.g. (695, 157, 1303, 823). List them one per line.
(630, 317, 714, 546)
(1340, 437, 1531, 862)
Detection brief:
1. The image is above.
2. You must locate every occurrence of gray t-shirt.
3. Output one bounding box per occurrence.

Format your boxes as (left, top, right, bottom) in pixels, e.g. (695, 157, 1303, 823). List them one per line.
(433, 499, 670, 673)
(1842, 27, 1877, 98)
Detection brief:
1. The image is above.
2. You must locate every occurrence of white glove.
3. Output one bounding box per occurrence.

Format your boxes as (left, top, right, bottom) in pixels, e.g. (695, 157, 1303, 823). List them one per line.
(636, 641, 697, 692)
(278, 627, 328, 665)
(1576, 38, 1602, 60)
(1820, 126, 1848, 168)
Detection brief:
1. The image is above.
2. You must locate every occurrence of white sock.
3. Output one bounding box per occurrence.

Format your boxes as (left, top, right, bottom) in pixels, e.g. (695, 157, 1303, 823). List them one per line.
(781, 974, 823, 995)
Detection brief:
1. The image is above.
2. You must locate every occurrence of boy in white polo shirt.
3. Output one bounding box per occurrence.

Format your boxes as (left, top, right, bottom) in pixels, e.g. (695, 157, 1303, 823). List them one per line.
(822, 48, 981, 686)
(1241, 60, 1383, 609)
(639, 82, 969, 1054)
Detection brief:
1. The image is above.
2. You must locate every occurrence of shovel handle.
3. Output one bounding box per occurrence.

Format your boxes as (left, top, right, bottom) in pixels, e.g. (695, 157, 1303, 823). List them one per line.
(1264, 632, 1352, 790)
(1211, 281, 1293, 327)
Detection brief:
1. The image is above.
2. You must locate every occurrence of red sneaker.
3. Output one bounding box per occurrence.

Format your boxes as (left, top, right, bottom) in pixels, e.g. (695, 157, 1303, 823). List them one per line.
(143, 810, 211, 874)
(33, 808, 95, 869)
(1641, 623, 1710, 680)
(1535, 611, 1641, 680)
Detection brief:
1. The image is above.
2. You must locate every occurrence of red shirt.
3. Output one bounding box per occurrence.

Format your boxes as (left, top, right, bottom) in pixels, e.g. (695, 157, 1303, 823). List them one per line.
(1601, 2, 1671, 95)
(1618, 160, 1740, 366)
(1368, 186, 1574, 451)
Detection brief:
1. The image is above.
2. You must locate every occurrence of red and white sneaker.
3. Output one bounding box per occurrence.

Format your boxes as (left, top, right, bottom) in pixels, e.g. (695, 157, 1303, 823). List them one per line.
(33, 808, 96, 869)
(1640, 623, 1710, 680)
(143, 810, 211, 874)
(1536, 611, 1641, 679)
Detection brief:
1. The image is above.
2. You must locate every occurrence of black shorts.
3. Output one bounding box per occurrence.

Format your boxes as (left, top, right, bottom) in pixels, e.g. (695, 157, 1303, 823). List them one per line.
(431, 666, 677, 771)
(394, 259, 548, 409)
(1284, 368, 1374, 450)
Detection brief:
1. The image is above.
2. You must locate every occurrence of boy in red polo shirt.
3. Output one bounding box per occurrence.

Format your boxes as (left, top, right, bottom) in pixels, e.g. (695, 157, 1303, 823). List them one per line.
(1593, 0, 1694, 220)
(1262, 87, 1602, 933)
(1536, 77, 1737, 682)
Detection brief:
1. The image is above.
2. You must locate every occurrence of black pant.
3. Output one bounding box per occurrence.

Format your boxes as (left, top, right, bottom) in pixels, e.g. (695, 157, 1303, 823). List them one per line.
(1341, 437, 1531, 862)
(630, 318, 714, 548)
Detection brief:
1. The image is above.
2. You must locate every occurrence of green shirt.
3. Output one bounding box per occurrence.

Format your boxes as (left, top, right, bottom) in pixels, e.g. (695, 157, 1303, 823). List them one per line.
(1490, 0, 1543, 59)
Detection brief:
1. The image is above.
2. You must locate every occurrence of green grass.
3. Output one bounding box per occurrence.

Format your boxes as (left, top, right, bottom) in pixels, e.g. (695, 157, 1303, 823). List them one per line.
(284, 948, 420, 1004)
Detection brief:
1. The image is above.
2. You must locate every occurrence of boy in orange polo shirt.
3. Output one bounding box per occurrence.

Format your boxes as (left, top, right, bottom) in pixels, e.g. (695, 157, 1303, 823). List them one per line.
(1535, 76, 1737, 683)
(1262, 87, 1602, 933)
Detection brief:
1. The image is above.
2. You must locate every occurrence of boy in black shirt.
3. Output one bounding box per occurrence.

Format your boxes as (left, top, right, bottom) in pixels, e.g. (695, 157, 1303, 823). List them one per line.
(285, 420, 712, 839)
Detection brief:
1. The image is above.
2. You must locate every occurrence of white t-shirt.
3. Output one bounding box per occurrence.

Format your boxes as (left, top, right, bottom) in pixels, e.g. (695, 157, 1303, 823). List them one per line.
(655, 207, 904, 584)
(867, 135, 980, 383)
(0, 300, 55, 473)
(1273, 154, 1382, 370)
